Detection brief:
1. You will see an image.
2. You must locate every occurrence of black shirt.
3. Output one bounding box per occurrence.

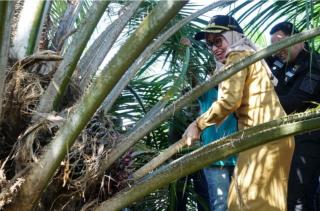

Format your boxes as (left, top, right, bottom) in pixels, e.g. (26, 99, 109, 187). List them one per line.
(269, 49, 320, 150)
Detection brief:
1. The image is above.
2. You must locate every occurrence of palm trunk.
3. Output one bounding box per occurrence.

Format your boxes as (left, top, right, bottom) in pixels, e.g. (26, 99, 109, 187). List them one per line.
(6, 1, 188, 210)
(34, 1, 112, 116)
(94, 109, 320, 211)
(98, 27, 320, 176)
(0, 1, 15, 121)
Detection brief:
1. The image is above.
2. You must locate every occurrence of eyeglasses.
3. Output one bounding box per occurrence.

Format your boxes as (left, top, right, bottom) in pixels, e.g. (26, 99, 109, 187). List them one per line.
(206, 37, 223, 49)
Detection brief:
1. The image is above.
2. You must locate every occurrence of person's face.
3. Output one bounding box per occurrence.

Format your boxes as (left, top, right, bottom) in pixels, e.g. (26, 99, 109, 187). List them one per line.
(271, 30, 303, 64)
(205, 33, 229, 63)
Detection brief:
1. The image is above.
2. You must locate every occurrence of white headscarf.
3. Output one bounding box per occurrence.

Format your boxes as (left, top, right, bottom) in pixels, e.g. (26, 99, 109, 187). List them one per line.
(213, 31, 277, 85)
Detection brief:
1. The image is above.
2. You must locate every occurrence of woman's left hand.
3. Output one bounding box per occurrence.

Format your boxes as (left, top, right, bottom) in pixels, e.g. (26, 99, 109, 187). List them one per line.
(183, 121, 201, 146)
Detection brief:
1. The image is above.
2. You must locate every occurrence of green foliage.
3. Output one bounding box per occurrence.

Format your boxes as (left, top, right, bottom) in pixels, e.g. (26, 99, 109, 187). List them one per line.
(5, 1, 320, 210)
(229, 0, 320, 50)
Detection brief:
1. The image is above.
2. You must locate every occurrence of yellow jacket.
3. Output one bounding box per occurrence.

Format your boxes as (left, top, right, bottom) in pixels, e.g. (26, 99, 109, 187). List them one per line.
(196, 51, 294, 211)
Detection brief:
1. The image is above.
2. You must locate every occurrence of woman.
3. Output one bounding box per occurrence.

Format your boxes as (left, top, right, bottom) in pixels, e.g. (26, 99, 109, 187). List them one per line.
(183, 15, 294, 211)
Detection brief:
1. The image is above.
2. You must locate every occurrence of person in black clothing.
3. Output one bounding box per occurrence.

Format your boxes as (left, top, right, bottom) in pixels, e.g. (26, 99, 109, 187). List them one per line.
(269, 22, 320, 211)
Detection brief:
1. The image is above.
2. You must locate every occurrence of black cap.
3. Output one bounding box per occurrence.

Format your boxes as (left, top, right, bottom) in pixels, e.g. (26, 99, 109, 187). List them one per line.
(270, 22, 300, 36)
(195, 15, 243, 40)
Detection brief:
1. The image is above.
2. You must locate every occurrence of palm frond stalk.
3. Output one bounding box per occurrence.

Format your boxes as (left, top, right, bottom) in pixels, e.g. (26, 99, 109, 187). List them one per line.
(98, 27, 320, 176)
(10, 0, 50, 59)
(129, 46, 191, 181)
(101, 0, 235, 113)
(95, 108, 320, 211)
(229, 0, 320, 46)
(34, 0, 112, 116)
(0, 1, 15, 120)
(31, 0, 52, 54)
(50, 0, 80, 51)
(132, 136, 186, 181)
(6, 1, 188, 210)
(77, 0, 142, 91)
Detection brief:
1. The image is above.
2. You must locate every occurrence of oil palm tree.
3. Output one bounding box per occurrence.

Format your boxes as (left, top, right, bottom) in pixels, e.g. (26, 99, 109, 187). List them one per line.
(0, 1, 227, 210)
(1, 1, 320, 211)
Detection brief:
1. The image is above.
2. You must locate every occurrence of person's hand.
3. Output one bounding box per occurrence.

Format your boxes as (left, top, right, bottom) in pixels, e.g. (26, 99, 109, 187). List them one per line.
(183, 121, 201, 146)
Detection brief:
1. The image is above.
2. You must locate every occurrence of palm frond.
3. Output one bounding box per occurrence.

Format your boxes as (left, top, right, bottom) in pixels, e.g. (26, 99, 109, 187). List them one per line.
(229, 0, 320, 49)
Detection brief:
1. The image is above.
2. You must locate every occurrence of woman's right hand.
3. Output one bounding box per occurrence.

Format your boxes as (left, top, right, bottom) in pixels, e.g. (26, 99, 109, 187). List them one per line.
(182, 121, 201, 146)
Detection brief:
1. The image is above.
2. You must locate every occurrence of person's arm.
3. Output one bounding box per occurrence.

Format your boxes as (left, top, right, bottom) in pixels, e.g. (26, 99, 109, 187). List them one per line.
(196, 52, 248, 130)
(278, 74, 320, 114)
(183, 52, 248, 145)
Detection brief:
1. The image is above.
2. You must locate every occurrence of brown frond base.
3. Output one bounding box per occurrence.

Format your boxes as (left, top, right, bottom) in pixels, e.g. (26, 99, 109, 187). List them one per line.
(0, 51, 134, 210)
